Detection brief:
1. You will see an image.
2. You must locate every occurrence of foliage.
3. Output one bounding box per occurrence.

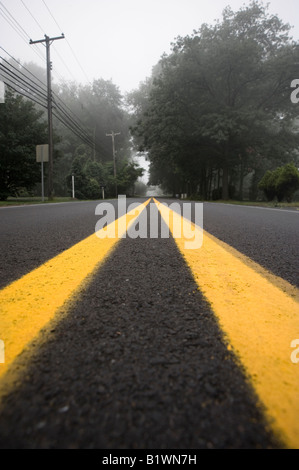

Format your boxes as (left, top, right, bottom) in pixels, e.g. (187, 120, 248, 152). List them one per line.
(116, 161, 144, 195)
(0, 89, 48, 200)
(66, 146, 143, 199)
(258, 163, 299, 202)
(129, 1, 299, 200)
(2, 2, 299, 202)
(0, 65, 136, 198)
(258, 168, 280, 201)
(54, 78, 131, 164)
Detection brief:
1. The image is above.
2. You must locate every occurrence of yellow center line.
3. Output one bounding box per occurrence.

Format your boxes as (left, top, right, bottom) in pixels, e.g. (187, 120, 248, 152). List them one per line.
(0, 199, 150, 389)
(155, 199, 299, 449)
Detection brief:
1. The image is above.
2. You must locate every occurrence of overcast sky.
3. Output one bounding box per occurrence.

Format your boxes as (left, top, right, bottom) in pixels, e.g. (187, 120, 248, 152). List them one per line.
(1, 0, 299, 94)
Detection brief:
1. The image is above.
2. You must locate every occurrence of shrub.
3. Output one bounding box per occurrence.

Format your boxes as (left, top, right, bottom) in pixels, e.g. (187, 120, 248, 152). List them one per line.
(275, 163, 299, 202)
(258, 164, 299, 202)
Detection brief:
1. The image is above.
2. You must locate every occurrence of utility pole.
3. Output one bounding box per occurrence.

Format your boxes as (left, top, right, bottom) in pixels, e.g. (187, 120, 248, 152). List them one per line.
(106, 131, 120, 198)
(30, 34, 65, 199)
(93, 127, 96, 161)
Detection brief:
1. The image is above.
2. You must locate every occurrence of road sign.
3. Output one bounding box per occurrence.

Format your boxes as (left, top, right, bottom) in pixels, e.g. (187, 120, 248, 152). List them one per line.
(36, 145, 49, 163)
(0, 81, 5, 103)
(36, 145, 49, 202)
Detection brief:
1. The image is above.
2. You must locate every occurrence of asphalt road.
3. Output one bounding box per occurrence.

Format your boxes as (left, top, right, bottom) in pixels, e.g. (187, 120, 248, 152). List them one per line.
(0, 198, 298, 449)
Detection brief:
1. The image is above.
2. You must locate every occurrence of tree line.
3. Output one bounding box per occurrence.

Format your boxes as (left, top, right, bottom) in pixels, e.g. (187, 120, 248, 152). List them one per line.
(1, 1, 299, 202)
(0, 68, 143, 200)
(129, 1, 299, 201)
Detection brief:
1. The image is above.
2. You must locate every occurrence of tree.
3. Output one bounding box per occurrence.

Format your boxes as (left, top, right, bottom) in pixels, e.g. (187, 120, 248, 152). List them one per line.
(258, 163, 299, 202)
(67, 145, 143, 199)
(52, 78, 133, 196)
(258, 168, 281, 201)
(116, 161, 144, 196)
(0, 89, 48, 200)
(130, 1, 299, 200)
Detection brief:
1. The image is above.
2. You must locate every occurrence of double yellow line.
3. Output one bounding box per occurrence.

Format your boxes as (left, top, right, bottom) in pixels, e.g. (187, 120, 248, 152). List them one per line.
(0, 198, 298, 448)
(155, 199, 299, 449)
(0, 199, 150, 383)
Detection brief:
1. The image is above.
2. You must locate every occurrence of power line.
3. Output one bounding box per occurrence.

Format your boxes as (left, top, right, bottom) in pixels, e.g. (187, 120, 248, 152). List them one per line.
(0, 2, 45, 64)
(3, 81, 47, 109)
(0, 62, 48, 104)
(53, 100, 95, 147)
(20, 0, 45, 35)
(1, 1, 89, 85)
(0, 47, 102, 154)
(2, 77, 94, 149)
(41, 0, 91, 83)
(0, 1, 31, 40)
(53, 107, 95, 150)
(0, 56, 47, 95)
(52, 93, 97, 144)
(106, 131, 121, 197)
(52, 45, 78, 82)
(41, 0, 62, 31)
(18, 0, 86, 83)
(0, 50, 95, 141)
(18, 0, 68, 83)
(0, 45, 47, 91)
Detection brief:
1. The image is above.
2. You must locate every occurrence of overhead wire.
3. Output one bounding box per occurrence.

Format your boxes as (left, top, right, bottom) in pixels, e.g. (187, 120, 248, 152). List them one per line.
(3, 81, 47, 109)
(2, 74, 93, 148)
(0, 45, 47, 92)
(41, 0, 91, 84)
(0, 51, 99, 152)
(0, 55, 47, 95)
(0, 1, 106, 153)
(22, 0, 79, 84)
(53, 107, 95, 149)
(0, 62, 48, 104)
(17, 0, 67, 83)
(37, 1, 106, 151)
(0, 1, 45, 64)
(0, 1, 29, 41)
(20, 0, 45, 35)
(1, 0, 91, 85)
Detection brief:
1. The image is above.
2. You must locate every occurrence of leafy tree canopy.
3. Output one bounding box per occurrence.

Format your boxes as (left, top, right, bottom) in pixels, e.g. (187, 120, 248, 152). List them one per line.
(0, 89, 48, 199)
(129, 1, 299, 200)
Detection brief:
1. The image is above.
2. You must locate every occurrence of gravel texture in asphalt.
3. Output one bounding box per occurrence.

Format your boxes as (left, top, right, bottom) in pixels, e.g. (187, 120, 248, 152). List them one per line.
(0, 204, 282, 449)
(202, 202, 299, 288)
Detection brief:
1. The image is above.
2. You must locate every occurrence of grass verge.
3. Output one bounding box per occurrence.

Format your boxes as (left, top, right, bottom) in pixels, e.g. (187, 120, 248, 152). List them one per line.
(0, 197, 76, 207)
(206, 199, 299, 209)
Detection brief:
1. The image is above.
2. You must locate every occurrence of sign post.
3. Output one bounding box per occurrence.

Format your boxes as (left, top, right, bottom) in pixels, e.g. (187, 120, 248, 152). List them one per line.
(72, 174, 75, 199)
(36, 145, 49, 202)
(0, 81, 4, 103)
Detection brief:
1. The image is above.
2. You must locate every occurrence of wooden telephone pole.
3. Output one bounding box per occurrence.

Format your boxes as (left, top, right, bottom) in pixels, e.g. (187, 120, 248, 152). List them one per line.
(30, 34, 65, 199)
(106, 131, 121, 198)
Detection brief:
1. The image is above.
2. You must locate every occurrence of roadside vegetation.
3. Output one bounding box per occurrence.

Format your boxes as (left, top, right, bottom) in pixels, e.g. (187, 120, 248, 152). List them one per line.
(0, 80, 143, 201)
(1, 1, 299, 204)
(128, 1, 299, 203)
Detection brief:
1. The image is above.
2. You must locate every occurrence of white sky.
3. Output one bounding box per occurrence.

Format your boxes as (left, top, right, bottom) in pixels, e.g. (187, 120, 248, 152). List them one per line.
(1, 0, 299, 94)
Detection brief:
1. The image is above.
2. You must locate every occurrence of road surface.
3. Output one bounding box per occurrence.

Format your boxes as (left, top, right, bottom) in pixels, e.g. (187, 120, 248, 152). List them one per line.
(0, 198, 298, 449)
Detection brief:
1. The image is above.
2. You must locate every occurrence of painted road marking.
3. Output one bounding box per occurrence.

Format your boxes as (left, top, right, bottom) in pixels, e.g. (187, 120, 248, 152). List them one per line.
(0, 199, 150, 386)
(205, 202, 299, 214)
(155, 199, 299, 449)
